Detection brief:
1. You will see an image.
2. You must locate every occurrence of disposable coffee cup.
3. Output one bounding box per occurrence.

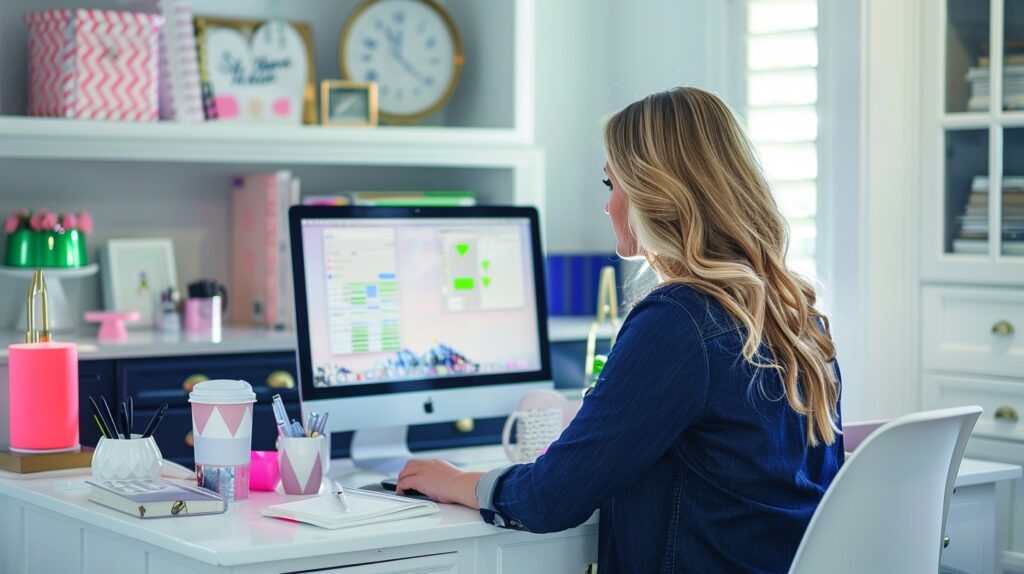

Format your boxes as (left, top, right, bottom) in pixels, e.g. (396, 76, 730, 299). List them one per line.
(189, 379, 256, 501)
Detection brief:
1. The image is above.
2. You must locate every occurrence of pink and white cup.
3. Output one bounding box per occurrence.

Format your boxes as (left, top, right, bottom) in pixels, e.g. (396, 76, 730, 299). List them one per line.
(189, 379, 256, 501)
(277, 436, 326, 495)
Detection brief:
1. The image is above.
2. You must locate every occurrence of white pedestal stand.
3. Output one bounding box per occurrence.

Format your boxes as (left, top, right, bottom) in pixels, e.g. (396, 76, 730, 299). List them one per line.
(0, 264, 99, 332)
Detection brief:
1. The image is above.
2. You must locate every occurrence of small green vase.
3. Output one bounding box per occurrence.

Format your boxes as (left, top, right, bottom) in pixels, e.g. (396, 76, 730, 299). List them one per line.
(35, 231, 60, 267)
(52, 229, 87, 267)
(4, 229, 35, 267)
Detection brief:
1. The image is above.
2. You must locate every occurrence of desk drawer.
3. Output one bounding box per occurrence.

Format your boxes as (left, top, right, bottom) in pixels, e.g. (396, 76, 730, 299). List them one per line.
(922, 286, 1024, 378)
(119, 352, 298, 408)
(923, 373, 1024, 442)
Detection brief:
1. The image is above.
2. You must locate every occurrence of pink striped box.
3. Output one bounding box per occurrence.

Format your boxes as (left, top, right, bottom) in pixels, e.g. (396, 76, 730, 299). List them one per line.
(24, 9, 164, 121)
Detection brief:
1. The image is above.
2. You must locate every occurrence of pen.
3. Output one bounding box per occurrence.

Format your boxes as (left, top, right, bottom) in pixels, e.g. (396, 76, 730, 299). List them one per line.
(88, 397, 110, 439)
(307, 413, 319, 437)
(141, 403, 168, 438)
(100, 396, 121, 439)
(128, 397, 134, 437)
(332, 480, 350, 512)
(291, 420, 303, 437)
(120, 401, 130, 438)
(272, 395, 291, 437)
(316, 412, 329, 436)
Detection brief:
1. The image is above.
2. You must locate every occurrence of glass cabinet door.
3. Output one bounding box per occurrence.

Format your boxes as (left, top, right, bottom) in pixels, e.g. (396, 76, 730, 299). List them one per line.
(1005, 0, 1024, 111)
(946, 129, 990, 255)
(948, 0, 990, 113)
(1004, 129, 1024, 256)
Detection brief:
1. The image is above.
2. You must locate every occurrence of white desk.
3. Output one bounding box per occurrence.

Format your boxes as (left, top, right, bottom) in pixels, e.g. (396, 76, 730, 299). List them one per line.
(0, 447, 1017, 574)
(0, 445, 598, 574)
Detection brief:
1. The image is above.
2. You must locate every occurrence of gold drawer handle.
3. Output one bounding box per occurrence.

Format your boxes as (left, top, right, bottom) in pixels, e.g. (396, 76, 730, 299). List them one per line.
(943, 535, 950, 549)
(266, 371, 296, 390)
(183, 374, 209, 393)
(992, 320, 1015, 336)
(184, 431, 194, 447)
(996, 406, 1019, 423)
(454, 418, 475, 433)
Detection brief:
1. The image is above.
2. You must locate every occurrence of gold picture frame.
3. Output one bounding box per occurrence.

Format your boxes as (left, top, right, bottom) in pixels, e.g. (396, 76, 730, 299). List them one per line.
(194, 17, 318, 125)
(320, 80, 379, 127)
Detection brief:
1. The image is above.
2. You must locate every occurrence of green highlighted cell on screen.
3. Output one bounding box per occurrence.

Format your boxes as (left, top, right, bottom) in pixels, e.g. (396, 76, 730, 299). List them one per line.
(482, 277, 491, 288)
(456, 244, 469, 256)
(454, 277, 475, 290)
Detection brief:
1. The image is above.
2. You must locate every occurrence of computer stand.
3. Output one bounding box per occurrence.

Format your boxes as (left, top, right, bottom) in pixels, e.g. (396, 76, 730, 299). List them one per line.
(350, 426, 413, 477)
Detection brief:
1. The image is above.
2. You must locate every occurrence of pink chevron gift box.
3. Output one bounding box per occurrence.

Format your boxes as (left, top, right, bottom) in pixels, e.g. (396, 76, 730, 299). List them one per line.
(24, 9, 164, 121)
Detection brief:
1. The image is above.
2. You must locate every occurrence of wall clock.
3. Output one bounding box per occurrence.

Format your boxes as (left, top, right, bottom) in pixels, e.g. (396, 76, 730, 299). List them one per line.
(339, 0, 464, 124)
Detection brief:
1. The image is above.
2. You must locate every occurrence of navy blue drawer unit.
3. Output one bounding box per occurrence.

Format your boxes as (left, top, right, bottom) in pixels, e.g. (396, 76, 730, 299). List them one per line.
(117, 352, 300, 408)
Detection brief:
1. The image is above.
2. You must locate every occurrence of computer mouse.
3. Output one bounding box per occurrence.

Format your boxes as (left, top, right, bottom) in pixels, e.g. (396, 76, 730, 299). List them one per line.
(380, 477, 424, 497)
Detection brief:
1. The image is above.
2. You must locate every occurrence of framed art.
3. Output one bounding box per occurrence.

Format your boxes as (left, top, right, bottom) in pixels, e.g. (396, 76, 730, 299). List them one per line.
(195, 18, 317, 125)
(101, 239, 178, 327)
(320, 80, 378, 126)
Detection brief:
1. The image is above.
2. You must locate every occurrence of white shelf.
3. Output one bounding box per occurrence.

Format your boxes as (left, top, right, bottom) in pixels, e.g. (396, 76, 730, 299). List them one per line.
(0, 116, 538, 167)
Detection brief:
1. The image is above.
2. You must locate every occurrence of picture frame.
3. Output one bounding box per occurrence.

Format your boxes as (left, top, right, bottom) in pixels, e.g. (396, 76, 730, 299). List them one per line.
(101, 239, 178, 328)
(194, 17, 318, 125)
(320, 80, 378, 127)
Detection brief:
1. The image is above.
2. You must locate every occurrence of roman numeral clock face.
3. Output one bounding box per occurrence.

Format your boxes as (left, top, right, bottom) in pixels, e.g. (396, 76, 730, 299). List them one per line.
(341, 0, 461, 121)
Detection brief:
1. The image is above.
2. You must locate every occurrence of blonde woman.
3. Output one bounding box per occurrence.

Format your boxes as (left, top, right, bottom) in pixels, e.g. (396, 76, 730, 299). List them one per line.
(397, 87, 844, 573)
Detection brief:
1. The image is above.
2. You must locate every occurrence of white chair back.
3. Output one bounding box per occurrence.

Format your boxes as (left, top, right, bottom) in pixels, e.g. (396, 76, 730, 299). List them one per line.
(788, 406, 982, 574)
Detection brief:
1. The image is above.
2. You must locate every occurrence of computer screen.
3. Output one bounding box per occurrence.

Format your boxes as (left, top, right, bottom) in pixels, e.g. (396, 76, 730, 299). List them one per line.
(291, 206, 551, 406)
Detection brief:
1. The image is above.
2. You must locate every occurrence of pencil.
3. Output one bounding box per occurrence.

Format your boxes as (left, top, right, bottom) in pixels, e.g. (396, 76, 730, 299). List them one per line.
(88, 397, 110, 439)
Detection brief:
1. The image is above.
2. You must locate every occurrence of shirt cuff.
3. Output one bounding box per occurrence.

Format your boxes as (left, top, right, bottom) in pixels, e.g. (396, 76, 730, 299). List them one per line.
(475, 464, 515, 511)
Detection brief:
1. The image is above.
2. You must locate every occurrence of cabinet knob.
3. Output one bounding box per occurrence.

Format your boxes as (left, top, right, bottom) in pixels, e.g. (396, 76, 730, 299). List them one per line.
(184, 431, 194, 447)
(996, 405, 1020, 423)
(183, 374, 209, 393)
(943, 535, 950, 549)
(992, 320, 1015, 336)
(266, 370, 296, 390)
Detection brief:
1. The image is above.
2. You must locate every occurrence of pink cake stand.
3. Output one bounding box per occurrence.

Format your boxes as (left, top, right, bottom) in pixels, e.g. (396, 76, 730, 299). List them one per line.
(84, 311, 141, 343)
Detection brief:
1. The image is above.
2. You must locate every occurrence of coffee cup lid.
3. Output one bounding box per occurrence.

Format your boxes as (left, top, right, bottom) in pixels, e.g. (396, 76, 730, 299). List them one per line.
(188, 379, 256, 405)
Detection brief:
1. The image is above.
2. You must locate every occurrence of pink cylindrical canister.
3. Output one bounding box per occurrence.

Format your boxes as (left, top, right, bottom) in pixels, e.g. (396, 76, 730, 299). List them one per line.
(8, 342, 79, 452)
(189, 379, 256, 501)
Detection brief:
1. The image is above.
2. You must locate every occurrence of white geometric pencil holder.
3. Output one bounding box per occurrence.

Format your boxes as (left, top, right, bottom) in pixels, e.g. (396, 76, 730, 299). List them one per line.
(277, 436, 325, 495)
(91, 435, 163, 481)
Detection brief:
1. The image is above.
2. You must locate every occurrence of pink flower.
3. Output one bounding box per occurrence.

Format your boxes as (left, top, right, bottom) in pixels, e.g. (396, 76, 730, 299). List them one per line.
(4, 216, 18, 234)
(78, 211, 93, 234)
(61, 213, 78, 230)
(29, 213, 44, 231)
(40, 212, 58, 231)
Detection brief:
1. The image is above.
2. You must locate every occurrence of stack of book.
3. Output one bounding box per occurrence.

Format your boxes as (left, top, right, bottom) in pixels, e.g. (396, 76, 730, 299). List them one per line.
(966, 55, 1024, 111)
(953, 175, 1024, 255)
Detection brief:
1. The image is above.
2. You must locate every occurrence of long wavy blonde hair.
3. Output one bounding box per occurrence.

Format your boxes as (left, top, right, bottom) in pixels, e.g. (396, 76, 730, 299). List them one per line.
(604, 87, 840, 447)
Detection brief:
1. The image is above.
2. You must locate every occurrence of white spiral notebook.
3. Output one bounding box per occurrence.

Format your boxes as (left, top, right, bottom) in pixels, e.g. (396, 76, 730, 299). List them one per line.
(261, 488, 439, 529)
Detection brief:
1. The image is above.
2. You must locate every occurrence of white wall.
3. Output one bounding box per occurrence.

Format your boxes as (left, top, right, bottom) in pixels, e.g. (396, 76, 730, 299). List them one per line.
(535, 0, 731, 253)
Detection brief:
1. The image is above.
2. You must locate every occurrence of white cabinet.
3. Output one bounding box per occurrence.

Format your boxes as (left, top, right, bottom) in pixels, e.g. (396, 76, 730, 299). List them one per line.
(920, 2, 1024, 571)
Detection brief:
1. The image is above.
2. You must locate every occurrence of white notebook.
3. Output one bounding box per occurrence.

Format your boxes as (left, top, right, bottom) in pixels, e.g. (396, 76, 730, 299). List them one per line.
(261, 488, 439, 529)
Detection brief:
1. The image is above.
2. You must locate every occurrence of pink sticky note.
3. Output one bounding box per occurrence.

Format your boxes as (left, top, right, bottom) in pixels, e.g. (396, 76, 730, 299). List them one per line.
(271, 98, 292, 117)
(215, 95, 240, 118)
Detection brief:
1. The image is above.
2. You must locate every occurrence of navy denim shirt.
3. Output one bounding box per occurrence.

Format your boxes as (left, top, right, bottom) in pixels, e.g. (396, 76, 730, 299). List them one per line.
(477, 284, 843, 573)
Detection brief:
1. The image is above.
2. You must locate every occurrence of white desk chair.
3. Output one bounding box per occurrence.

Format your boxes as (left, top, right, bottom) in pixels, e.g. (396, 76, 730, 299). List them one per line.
(788, 406, 982, 574)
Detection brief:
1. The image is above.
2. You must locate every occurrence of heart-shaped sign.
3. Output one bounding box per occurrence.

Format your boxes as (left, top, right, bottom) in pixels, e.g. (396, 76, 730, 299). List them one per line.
(204, 21, 308, 124)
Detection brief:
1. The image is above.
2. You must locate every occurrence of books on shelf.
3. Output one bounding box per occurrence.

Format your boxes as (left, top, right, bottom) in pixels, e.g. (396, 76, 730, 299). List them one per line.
(951, 175, 1024, 254)
(260, 488, 439, 529)
(350, 191, 476, 207)
(231, 171, 300, 329)
(87, 479, 226, 518)
(965, 64, 1024, 111)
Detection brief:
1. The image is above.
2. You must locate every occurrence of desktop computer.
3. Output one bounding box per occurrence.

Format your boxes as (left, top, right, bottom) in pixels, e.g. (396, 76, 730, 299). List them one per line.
(289, 206, 553, 474)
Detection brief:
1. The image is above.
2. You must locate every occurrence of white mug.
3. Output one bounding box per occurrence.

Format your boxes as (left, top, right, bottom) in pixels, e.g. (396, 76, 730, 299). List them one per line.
(502, 407, 566, 463)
